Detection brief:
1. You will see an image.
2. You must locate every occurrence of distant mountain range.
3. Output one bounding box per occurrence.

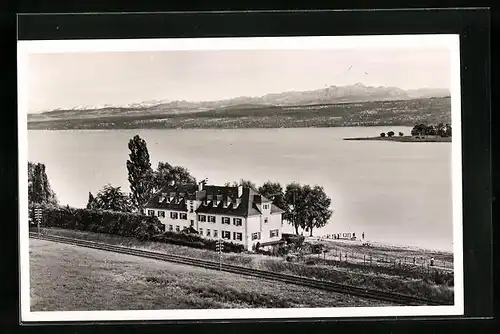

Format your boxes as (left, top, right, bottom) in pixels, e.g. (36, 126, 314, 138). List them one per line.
(29, 83, 450, 123)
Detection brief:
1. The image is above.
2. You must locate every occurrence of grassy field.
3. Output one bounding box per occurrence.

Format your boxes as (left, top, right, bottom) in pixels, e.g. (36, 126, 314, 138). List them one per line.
(27, 97, 451, 130)
(37, 228, 455, 305)
(29, 238, 389, 311)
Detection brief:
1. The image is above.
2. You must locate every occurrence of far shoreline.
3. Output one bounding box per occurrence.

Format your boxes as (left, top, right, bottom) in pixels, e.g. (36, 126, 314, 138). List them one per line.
(27, 124, 417, 131)
(343, 135, 452, 143)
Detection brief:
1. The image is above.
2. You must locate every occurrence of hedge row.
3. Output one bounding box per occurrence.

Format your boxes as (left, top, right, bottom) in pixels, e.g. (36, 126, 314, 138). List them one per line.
(37, 205, 244, 252)
(151, 231, 245, 253)
(40, 205, 165, 240)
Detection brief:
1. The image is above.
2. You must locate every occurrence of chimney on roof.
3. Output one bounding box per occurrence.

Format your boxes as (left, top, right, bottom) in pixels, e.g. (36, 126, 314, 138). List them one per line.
(225, 196, 232, 208)
(159, 193, 166, 203)
(254, 194, 262, 204)
(198, 178, 208, 191)
(237, 185, 243, 197)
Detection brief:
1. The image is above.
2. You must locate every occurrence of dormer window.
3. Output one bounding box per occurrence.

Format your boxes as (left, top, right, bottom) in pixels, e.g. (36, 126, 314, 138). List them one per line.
(233, 198, 241, 209)
(263, 204, 269, 210)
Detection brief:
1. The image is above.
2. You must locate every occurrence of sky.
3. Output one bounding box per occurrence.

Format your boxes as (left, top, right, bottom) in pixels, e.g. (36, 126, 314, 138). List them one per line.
(27, 47, 451, 113)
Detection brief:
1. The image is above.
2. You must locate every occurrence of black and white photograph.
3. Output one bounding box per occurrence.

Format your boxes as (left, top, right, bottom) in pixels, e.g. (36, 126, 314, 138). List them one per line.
(18, 34, 463, 322)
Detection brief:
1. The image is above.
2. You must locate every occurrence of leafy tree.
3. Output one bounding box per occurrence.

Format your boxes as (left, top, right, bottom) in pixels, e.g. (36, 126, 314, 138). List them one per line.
(240, 179, 257, 189)
(226, 179, 258, 190)
(28, 161, 58, 206)
(399, 132, 404, 137)
(90, 184, 133, 212)
(86, 192, 96, 209)
(127, 135, 154, 211)
(284, 183, 333, 236)
(258, 181, 287, 211)
(387, 131, 395, 137)
(284, 182, 302, 234)
(425, 125, 437, 136)
(305, 185, 333, 236)
(411, 123, 440, 136)
(380, 132, 386, 137)
(411, 124, 426, 136)
(445, 123, 452, 137)
(153, 162, 196, 191)
(436, 123, 446, 137)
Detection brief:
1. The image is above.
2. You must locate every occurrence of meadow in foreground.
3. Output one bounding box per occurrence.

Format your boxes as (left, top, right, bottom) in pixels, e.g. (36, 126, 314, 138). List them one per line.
(37, 227, 454, 305)
(30, 238, 388, 311)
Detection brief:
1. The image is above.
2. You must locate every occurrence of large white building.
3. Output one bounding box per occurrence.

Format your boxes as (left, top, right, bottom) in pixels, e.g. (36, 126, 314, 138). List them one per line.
(143, 182, 284, 251)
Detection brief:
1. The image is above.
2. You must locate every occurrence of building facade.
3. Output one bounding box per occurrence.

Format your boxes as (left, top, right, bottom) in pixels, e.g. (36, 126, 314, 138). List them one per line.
(143, 182, 284, 251)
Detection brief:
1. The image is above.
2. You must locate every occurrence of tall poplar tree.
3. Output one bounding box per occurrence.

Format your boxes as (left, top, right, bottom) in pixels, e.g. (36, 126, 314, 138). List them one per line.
(28, 161, 58, 206)
(126, 135, 154, 211)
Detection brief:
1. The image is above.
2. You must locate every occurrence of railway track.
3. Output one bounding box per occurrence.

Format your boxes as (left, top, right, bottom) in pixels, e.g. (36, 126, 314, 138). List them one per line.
(29, 232, 443, 306)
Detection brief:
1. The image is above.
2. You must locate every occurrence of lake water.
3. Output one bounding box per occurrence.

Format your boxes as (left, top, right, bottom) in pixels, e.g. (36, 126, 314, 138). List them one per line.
(27, 127, 454, 252)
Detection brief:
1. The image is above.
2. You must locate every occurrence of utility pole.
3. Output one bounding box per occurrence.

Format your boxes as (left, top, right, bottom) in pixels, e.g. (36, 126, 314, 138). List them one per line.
(293, 191, 297, 234)
(34, 205, 42, 235)
(215, 238, 224, 271)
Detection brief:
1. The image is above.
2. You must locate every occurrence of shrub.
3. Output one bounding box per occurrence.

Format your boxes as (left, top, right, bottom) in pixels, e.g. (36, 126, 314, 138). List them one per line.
(282, 233, 305, 247)
(151, 232, 245, 253)
(40, 205, 164, 239)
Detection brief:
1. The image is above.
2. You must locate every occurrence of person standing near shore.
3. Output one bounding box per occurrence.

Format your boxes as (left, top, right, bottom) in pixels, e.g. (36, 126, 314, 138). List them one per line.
(362, 232, 365, 240)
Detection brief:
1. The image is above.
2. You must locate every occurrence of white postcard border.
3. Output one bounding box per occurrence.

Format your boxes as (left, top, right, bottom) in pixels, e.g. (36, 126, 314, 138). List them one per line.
(18, 34, 463, 322)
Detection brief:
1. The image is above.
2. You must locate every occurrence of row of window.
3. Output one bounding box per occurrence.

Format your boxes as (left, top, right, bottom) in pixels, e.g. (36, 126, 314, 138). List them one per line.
(252, 230, 278, 239)
(148, 211, 272, 227)
(148, 210, 187, 220)
(165, 226, 278, 241)
(198, 215, 243, 226)
(199, 228, 243, 241)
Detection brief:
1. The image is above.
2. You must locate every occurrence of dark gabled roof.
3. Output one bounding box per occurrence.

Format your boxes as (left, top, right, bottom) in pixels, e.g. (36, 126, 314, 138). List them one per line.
(144, 183, 198, 211)
(145, 196, 189, 212)
(195, 186, 253, 217)
(146, 184, 284, 218)
(253, 194, 272, 204)
(270, 204, 285, 214)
